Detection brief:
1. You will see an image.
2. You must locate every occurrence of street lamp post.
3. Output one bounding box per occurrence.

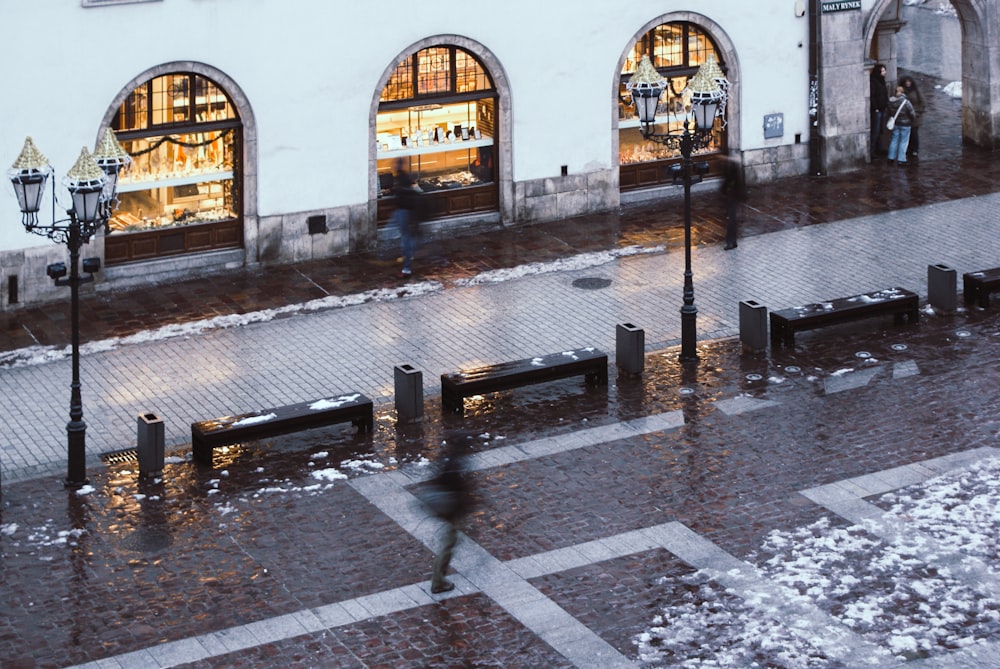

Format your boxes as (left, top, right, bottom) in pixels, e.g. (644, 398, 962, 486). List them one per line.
(627, 55, 730, 363)
(8, 130, 130, 487)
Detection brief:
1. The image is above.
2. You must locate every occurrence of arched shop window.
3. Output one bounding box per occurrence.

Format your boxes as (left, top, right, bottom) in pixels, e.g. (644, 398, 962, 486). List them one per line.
(376, 46, 498, 223)
(618, 23, 727, 191)
(107, 72, 242, 264)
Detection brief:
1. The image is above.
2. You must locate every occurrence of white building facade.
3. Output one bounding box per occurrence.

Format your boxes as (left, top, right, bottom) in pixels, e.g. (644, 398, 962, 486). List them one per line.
(1, 0, 997, 308)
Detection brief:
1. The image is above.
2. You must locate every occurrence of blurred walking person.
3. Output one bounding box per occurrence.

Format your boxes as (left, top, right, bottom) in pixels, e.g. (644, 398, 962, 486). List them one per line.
(424, 432, 474, 594)
(390, 158, 420, 277)
(722, 150, 745, 250)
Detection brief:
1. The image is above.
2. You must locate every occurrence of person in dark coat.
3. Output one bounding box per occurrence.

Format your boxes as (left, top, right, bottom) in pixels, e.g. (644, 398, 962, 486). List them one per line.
(899, 75, 926, 159)
(869, 64, 890, 158)
(427, 433, 474, 594)
(721, 150, 745, 250)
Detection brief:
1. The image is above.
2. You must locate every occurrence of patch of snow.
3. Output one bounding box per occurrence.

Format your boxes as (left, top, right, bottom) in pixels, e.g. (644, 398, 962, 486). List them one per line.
(234, 413, 277, 426)
(635, 456, 1000, 666)
(454, 245, 662, 287)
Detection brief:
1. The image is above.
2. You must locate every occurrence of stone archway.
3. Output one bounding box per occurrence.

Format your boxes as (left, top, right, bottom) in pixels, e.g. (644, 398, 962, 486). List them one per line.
(613, 12, 742, 177)
(99, 62, 260, 262)
(865, 0, 999, 149)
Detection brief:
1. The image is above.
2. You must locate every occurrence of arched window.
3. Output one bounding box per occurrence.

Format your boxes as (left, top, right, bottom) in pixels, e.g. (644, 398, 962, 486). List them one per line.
(107, 72, 243, 263)
(619, 22, 727, 190)
(376, 46, 498, 223)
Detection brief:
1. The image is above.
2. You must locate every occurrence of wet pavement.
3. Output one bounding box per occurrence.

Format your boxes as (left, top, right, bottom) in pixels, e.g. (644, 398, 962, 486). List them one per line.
(2, 72, 1000, 668)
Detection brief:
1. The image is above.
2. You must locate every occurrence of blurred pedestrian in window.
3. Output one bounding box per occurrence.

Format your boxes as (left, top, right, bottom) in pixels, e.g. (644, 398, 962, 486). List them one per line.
(899, 75, 926, 160)
(390, 158, 421, 277)
(869, 64, 890, 158)
(886, 85, 916, 166)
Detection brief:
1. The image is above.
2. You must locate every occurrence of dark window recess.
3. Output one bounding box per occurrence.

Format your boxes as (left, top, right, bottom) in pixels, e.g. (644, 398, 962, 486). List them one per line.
(8, 275, 18, 305)
(307, 215, 327, 235)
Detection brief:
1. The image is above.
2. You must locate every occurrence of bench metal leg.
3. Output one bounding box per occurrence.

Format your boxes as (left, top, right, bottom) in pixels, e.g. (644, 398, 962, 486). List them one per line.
(192, 439, 213, 465)
(585, 366, 609, 386)
(441, 390, 464, 414)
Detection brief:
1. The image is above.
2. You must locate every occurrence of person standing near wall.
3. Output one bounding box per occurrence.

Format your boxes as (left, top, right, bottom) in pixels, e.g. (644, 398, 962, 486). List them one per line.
(886, 84, 916, 166)
(869, 64, 890, 158)
(899, 75, 926, 160)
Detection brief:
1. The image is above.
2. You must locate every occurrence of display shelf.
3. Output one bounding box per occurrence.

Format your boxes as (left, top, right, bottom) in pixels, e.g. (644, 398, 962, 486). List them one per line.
(376, 137, 493, 159)
(117, 170, 234, 193)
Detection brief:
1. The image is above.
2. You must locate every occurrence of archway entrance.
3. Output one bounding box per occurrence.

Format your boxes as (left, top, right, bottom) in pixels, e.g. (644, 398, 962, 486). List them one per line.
(869, 2, 964, 160)
(866, 0, 997, 152)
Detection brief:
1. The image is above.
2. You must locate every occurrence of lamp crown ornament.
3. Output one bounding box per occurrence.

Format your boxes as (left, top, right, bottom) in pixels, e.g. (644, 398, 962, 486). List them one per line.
(628, 54, 667, 93)
(64, 147, 106, 190)
(93, 128, 132, 171)
(10, 136, 52, 174)
(687, 54, 727, 97)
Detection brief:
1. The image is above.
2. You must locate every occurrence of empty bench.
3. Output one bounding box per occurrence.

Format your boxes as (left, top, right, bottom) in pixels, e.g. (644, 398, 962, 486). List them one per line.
(770, 287, 919, 348)
(963, 267, 1000, 308)
(441, 347, 608, 413)
(191, 393, 373, 463)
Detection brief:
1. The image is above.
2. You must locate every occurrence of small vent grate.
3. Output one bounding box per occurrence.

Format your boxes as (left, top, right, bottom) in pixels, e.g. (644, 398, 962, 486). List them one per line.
(101, 449, 138, 465)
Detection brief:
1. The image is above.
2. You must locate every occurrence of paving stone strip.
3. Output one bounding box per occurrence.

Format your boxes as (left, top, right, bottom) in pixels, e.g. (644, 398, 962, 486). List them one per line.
(67, 415, 1000, 669)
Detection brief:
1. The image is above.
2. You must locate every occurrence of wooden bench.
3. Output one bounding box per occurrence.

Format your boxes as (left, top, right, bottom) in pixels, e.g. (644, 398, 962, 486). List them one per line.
(963, 267, 1000, 308)
(770, 287, 920, 348)
(191, 393, 373, 463)
(441, 347, 608, 413)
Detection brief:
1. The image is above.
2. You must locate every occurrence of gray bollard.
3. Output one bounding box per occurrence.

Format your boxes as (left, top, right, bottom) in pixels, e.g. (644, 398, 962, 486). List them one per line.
(394, 364, 424, 422)
(137, 413, 165, 479)
(616, 323, 645, 376)
(739, 300, 768, 353)
(927, 263, 957, 313)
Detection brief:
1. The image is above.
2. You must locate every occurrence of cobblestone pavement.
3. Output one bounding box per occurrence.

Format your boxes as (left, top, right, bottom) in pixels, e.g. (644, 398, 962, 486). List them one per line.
(2, 72, 1000, 667)
(1, 305, 998, 668)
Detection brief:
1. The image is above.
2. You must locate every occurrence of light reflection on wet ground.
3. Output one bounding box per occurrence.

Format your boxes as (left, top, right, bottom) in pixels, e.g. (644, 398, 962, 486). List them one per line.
(2, 302, 996, 667)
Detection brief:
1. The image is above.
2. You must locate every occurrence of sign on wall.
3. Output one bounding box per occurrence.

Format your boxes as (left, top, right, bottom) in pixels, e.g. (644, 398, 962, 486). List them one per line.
(764, 113, 784, 139)
(822, 0, 861, 11)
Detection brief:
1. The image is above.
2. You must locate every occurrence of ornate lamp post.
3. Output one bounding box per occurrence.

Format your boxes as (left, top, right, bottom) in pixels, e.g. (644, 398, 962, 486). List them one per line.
(627, 54, 730, 363)
(8, 129, 131, 487)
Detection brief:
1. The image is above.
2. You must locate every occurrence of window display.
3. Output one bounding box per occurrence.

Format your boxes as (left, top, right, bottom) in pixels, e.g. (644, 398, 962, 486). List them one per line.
(376, 100, 495, 196)
(376, 45, 499, 223)
(108, 72, 242, 263)
(111, 130, 237, 233)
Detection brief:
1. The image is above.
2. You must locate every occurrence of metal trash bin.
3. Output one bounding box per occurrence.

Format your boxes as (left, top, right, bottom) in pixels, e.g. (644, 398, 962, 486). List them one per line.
(928, 263, 957, 313)
(739, 300, 768, 353)
(394, 364, 424, 423)
(137, 412, 165, 479)
(616, 323, 645, 376)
